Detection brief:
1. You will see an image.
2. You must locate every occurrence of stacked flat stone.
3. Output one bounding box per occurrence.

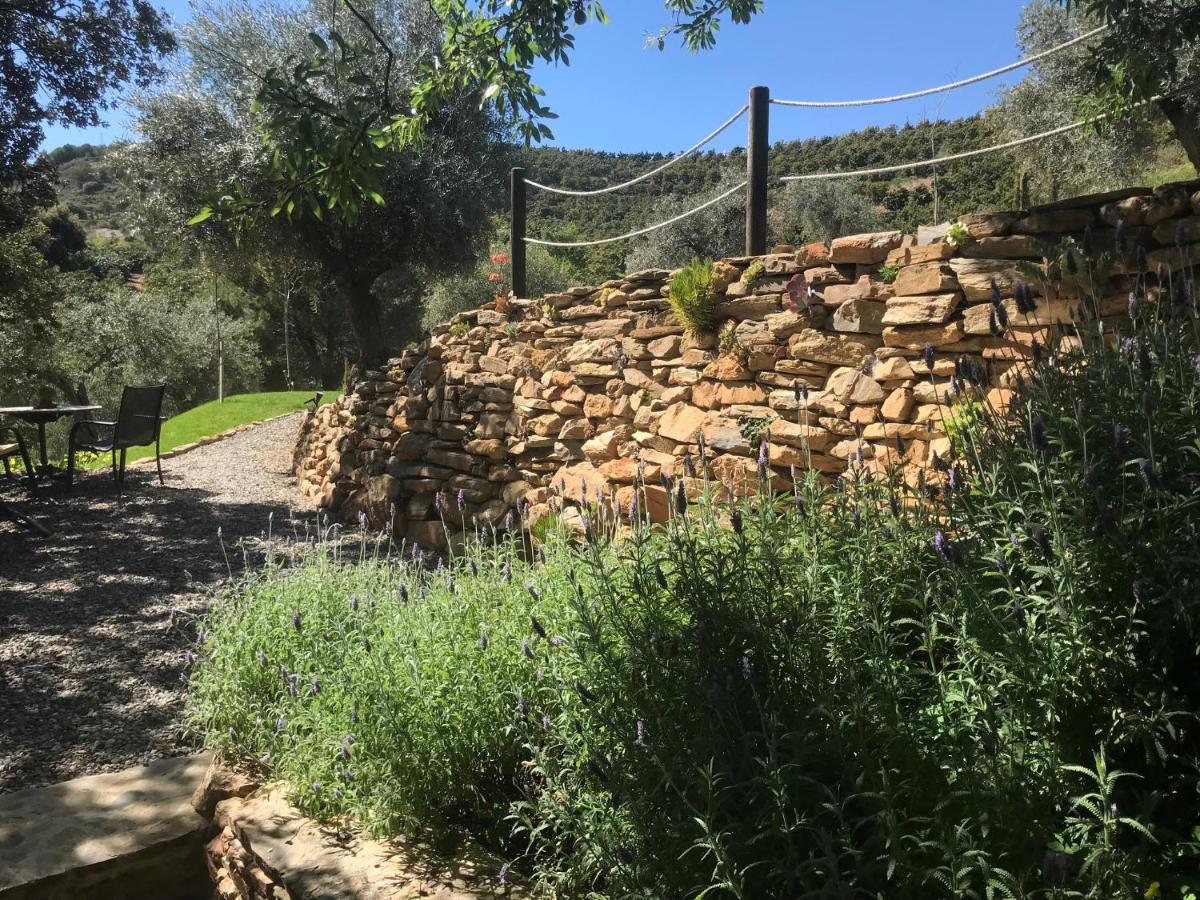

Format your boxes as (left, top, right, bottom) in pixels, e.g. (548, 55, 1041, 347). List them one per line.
(293, 181, 1200, 549)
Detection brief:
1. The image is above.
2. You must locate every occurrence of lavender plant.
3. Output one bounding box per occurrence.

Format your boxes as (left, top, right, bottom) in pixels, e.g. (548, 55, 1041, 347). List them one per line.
(188, 253, 1200, 898)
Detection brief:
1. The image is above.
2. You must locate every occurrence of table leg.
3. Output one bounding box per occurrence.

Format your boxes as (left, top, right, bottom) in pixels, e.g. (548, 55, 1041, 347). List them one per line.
(36, 421, 49, 470)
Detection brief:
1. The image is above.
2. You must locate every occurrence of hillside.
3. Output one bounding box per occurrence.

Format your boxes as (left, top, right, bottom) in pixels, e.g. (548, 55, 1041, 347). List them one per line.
(45, 142, 138, 237)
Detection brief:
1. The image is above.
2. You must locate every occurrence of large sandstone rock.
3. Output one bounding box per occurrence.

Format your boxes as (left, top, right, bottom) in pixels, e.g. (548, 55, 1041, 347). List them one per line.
(892, 263, 958, 296)
(949, 259, 1038, 302)
(657, 403, 706, 443)
(829, 231, 903, 264)
(832, 298, 886, 334)
(882, 293, 959, 326)
(788, 329, 880, 366)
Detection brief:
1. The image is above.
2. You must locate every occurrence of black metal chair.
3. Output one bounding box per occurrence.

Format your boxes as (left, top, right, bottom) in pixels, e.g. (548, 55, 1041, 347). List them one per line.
(66, 384, 167, 490)
(0, 424, 38, 498)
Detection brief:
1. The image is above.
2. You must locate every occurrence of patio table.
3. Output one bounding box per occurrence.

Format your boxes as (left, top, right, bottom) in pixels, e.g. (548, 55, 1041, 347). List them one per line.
(0, 405, 101, 477)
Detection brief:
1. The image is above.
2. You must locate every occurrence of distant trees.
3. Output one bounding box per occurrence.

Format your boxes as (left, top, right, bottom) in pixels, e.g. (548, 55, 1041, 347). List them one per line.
(1058, 0, 1200, 170)
(135, 0, 505, 368)
(995, 1, 1172, 201)
(0, 0, 174, 230)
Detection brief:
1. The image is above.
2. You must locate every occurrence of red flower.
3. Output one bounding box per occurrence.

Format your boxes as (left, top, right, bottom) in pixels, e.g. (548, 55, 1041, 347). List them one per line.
(491, 253, 510, 265)
(488, 272, 502, 282)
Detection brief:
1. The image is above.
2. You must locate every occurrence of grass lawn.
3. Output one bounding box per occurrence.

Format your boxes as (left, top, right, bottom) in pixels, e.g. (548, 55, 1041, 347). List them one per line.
(84, 390, 339, 468)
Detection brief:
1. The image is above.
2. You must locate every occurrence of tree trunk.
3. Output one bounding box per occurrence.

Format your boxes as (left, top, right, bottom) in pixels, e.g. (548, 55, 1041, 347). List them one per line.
(1158, 97, 1200, 173)
(342, 278, 386, 372)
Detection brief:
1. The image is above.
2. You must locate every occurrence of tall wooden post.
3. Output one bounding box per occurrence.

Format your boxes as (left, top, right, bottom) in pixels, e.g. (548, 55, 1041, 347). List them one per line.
(746, 85, 770, 256)
(510, 167, 527, 299)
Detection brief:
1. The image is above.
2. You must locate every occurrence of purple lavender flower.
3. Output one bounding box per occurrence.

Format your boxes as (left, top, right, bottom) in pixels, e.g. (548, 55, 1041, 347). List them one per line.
(988, 307, 1000, 336)
(184, 649, 196, 666)
(697, 431, 708, 465)
(434, 491, 445, 511)
(292, 611, 302, 632)
(995, 548, 1007, 574)
(526, 581, 540, 602)
(478, 631, 489, 651)
(933, 530, 963, 565)
(357, 509, 368, 527)
(228, 726, 237, 744)
(731, 508, 744, 534)
(521, 639, 534, 659)
(503, 509, 514, 532)
(1012, 599, 1026, 629)
(923, 342, 936, 371)
(548, 635, 563, 647)
(531, 616, 547, 639)
(350, 704, 358, 726)
(741, 654, 754, 680)
(675, 481, 687, 515)
(515, 693, 528, 717)
(636, 719, 648, 746)
(310, 676, 322, 695)
(340, 743, 351, 762)
(258, 651, 268, 668)
(398, 584, 409, 604)
(456, 489, 465, 512)
(654, 562, 668, 589)
(542, 714, 552, 729)
(989, 277, 1003, 306)
(276, 716, 286, 734)
(758, 439, 769, 476)
(1031, 338, 1043, 366)
(795, 494, 805, 515)
(683, 453, 696, 479)
(349, 594, 360, 612)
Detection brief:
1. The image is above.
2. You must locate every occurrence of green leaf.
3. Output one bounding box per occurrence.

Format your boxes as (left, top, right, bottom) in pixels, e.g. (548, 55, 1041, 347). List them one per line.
(187, 207, 214, 225)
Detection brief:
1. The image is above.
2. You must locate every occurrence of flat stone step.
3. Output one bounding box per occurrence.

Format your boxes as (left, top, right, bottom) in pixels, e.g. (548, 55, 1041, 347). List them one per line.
(0, 753, 213, 900)
(213, 792, 527, 899)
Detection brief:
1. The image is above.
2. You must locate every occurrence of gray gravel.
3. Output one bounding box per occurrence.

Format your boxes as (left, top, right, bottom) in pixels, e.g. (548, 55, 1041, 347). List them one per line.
(0, 413, 316, 794)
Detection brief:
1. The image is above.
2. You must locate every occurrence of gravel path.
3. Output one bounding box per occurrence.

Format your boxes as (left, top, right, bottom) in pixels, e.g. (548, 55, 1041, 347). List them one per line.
(0, 413, 316, 794)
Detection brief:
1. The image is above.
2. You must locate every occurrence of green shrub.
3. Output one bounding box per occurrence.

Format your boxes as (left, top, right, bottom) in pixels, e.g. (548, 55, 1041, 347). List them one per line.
(877, 260, 902, 283)
(740, 259, 764, 284)
(190, 261, 1200, 897)
(669, 258, 717, 334)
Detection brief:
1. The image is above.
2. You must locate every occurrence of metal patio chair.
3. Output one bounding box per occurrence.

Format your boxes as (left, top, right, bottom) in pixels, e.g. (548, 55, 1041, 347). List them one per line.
(66, 384, 167, 490)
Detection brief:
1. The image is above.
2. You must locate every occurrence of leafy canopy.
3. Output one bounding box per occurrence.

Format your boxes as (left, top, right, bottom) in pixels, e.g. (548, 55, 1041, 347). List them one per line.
(0, 0, 174, 227)
(205, 0, 763, 226)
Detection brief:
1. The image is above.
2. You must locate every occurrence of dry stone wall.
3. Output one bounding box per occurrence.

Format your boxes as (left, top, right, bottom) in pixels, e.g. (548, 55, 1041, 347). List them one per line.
(294, 180, 1200, 548)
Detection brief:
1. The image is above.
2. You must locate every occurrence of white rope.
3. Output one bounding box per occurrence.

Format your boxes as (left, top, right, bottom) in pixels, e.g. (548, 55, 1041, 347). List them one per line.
(524, 181, 748, 247)
(772, 24, 1108, 108)
(778, 113, 1118, 182)
(524, 104, 749, 196)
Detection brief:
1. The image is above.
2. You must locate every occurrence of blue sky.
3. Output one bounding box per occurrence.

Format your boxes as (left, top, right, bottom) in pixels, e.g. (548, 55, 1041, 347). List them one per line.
(40, 0, 1029, 153)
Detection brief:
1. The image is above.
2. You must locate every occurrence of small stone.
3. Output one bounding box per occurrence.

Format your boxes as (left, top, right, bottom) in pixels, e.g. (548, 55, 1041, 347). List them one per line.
(882, 293, 960, 326)
(829, 230, 904, 264)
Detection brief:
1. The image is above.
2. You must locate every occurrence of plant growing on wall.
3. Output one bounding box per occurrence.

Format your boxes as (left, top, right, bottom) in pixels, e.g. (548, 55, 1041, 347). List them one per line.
(668, 258, 717, 334)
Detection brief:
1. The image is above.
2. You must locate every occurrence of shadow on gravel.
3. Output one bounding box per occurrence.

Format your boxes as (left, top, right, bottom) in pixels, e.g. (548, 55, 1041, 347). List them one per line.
(0, 467, 314, 794)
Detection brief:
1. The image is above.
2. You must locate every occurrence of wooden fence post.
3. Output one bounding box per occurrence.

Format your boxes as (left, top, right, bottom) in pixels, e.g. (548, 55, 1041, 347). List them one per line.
(510, 167, 527, 299)
(746, 85, 770, 256)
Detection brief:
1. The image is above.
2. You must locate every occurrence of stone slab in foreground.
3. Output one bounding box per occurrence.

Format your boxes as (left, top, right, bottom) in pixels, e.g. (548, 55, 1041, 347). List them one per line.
(211, 791, 527, 899)
(0, 753, 213, 900)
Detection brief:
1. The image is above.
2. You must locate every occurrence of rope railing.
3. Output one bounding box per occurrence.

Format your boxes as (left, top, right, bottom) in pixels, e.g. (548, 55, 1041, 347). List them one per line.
(778, 96, 1158, 183)
(507, 23, 1142, 294)
(524, 180, 748, 247)
(771, 25, 1107, 108)
(524, 103, 749, 196)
